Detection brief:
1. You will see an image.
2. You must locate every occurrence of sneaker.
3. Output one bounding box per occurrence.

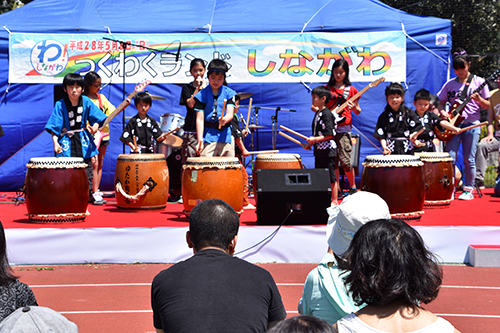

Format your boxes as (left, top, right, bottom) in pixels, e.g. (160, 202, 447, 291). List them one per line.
(243, 203, 256, 210)
(92, 192, 106, 205)
(168, 195, 183, 203)
(458, 191, 474, 200)
(348, 188, 358, 195)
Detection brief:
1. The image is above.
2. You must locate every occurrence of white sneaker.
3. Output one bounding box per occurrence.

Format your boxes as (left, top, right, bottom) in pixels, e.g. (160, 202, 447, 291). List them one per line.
(243, 203, 256, 209)
(458, 191, 474, 200)
(92, 192, 105, 205)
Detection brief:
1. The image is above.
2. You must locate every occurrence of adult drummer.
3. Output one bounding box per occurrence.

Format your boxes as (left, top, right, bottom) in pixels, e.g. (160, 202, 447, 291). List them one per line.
(180, 58, 206, 163)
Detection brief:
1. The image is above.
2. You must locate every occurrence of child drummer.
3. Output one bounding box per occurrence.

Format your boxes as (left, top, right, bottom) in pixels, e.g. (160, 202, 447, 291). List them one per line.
(194, 59, 236, 157)
(45, 73, 107, 202)
(120, 92, 168, 154)
(373, 82, 423, 155)
(306, 86, 339, 206)
(412, 88, 459, 153)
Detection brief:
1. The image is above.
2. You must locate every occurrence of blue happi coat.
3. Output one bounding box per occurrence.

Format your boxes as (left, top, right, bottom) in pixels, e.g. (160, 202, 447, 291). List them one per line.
(45, 95, 107, 158)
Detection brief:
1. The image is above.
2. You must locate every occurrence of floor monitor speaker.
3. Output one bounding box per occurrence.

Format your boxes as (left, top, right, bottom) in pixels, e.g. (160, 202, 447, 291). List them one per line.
(256, 168, 331, 225)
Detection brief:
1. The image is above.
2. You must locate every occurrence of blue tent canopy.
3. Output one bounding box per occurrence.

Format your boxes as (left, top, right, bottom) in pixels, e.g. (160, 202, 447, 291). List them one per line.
(0, 0, 451, 191)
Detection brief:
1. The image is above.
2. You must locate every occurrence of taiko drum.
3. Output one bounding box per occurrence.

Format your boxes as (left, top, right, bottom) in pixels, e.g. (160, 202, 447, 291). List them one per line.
(114, 154, 169, 210)
(361, 155, 425, 220)
(24, 157, 89, 223)
(182, 157, 243, 215)
(415, 152, 454, 206)
(252, 153, 303, 200)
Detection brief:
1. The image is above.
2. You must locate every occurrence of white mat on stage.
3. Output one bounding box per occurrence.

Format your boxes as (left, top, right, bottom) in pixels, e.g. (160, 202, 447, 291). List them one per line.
(5, 225, 500, 265)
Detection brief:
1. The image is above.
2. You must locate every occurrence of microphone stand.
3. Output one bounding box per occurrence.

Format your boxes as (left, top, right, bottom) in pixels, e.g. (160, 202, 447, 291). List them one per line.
(256, 106, 296, 150)
(102, 37, 180, 153)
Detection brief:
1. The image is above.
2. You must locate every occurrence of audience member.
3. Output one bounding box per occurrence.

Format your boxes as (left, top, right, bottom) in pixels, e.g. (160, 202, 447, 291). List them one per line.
(298, 191, 391, 325)
(0, 221, 37, 322)
(151, 199, 286, 333)
(334, 218, 461, 333)
(0, 305, 78, 332)
(267, 315, 336, 333)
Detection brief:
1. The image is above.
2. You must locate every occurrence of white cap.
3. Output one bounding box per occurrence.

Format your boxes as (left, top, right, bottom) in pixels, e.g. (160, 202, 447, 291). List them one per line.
(326, 191, 391, 256)
(0, 306, 78, 333)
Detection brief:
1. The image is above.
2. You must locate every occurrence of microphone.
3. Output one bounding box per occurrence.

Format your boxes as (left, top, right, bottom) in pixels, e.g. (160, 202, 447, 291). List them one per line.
(176, 42, 181, 62)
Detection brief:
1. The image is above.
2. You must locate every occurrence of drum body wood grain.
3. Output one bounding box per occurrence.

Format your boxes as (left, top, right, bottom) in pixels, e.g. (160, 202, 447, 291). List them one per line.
(182, 157, 243, 215)
(361, 155, 425, 220)
(25, 157, 89, 223)
(114, 154, 169, 210)
(252, 153, 303, 200)
(415, 152, 454, 206)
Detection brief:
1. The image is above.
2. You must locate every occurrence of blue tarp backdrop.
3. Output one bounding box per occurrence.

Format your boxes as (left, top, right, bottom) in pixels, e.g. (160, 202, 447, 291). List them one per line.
(0, 0, 451, 191)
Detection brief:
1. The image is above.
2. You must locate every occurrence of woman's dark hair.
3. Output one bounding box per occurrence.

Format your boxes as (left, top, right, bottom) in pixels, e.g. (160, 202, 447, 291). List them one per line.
(452, 48, 470, 70)
(190, 58, 206, 71)
(83, 71, 101, 95)
(0, 221, 18, 285)
(327, 58, 351, 87)
(266, 315, 336, 333)
(338, 218, 442, 308)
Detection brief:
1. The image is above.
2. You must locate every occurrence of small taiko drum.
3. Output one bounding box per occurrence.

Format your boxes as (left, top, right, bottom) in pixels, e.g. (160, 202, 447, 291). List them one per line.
(414, 152, 454, 206)
(24, 157, 89, 223)
(182, 157, 243, 215)
(114, 154, 169, 210)
(361, 155, 425, 220)
(252, 153, 303, 199)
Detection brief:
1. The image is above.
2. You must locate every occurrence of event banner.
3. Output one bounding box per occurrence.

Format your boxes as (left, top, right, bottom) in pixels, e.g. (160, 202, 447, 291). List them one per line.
(9, 32, 405, 84)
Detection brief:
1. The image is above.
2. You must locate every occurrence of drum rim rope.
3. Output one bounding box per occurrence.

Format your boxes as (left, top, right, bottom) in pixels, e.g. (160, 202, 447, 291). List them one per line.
(26, 157, 88, 169)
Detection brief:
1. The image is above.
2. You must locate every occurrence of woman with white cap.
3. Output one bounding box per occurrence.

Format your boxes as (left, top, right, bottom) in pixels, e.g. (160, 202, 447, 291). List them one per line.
(298, 191, 391, 325)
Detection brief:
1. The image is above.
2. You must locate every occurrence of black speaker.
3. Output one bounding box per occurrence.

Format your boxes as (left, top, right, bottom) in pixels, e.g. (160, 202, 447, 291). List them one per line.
(256, 168, 332, 225)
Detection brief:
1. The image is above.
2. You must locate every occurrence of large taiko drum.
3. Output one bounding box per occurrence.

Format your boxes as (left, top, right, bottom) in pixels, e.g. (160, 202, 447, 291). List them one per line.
(361, 155, 425, 220)
(182, 157, 243, 215)
(252, 153, 303, 199)
(415, 152, 454, 206)
(114, 154, 169, 210)
(24, 157, 89, 223)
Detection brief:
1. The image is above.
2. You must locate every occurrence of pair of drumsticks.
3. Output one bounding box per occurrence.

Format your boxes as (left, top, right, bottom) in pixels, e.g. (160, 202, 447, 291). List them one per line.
(279, 125, 311, 150)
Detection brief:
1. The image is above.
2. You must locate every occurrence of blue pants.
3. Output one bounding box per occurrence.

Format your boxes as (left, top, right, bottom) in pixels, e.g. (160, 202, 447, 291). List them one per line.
(445, 122, 480, 191)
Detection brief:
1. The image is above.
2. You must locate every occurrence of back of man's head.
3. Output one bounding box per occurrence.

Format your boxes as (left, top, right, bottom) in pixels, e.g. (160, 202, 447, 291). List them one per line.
(189, 199, 239, 252)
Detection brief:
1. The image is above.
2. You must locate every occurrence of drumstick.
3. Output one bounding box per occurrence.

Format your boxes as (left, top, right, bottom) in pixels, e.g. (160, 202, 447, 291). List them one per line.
(456, 121, 488, 134)
(279, 132, 309, 149)
(280, 125, 309, 140)
(410, 127, 425, 141)
(164, 126, 181, 137)
(247, 150, 280, 155)
(219, 99, 227, 129)
(132, 135, 138, 152)
(245, 97, 253, 132)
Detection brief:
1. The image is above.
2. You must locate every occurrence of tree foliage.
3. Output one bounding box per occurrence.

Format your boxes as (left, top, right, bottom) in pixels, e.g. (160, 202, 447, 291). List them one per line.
(379, 0, 500, 78)
(0, 0, 31, 14)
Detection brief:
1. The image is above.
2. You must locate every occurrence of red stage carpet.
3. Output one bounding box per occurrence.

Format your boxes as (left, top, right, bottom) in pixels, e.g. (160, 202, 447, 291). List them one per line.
(2, 189, 499, 229)
(0, 189, 499, 265)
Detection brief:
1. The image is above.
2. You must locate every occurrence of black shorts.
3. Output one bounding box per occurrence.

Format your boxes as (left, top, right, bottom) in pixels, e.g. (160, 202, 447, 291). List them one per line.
(315, 155, 337, 183)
